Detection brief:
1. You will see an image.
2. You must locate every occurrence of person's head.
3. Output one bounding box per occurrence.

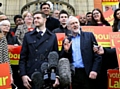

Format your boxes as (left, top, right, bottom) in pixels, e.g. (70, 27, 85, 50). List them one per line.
(105, 6, 111, 11)
(14, 15, 24, 26)
(59, 10, 69, 26)
(0, 20, 10, 35)
(79, 14, 86, 25)
(33, 11, 46, 28)
(86, 12, 92, 22)
(52, 10, 60, 19)
(92, 8, 105, 22)
(66, 16, 80, 33)
(0, 15, 9, 22)
(40, 2, 51, 16)
(113, 8, 120, 32)
(22, 11, 33, 24)
(114, 8, 120, 21)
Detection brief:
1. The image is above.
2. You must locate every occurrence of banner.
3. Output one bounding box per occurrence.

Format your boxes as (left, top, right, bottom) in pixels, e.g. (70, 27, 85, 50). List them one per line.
(103, 8, 114, 25)
(109, 32, 120, 48)
(107, 69, 120, 89)
(82, 26, 112, 47)
(109, 32, 120, 70)
(56, 33, 65, 51)
(8, 45, 22, 65)
(0, 63, 12, 89)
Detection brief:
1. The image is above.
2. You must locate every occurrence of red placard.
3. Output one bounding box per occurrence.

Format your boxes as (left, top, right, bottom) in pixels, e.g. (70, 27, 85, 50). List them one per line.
(0, 63, 12, 89)
(8, 45, 22, 65)
(56, 33, 65, 51)
(107, 69, 120, 89)
(82, 26, 112, 47)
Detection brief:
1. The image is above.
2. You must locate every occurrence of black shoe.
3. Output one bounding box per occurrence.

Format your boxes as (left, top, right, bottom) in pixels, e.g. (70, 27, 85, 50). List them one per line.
(31, 72, 44, 89)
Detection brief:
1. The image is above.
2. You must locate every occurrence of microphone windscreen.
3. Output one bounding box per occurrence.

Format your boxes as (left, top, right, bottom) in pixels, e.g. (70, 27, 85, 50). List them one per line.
(48, 51, 59, 68)
(31, 72, 44, 89)
(41, 62, 49, 73)
(58, 58, 71, 87)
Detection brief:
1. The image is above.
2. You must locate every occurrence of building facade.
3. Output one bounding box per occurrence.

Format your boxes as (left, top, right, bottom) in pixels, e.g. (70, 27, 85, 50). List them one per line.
(0, 0, 119, 24)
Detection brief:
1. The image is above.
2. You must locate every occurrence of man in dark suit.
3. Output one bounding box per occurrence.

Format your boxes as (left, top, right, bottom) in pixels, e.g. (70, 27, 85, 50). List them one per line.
(40, 2, 60, 32)
(19, 11, 59, 89)
(52, 10, 71, 37)
(60, 16, 102, 89)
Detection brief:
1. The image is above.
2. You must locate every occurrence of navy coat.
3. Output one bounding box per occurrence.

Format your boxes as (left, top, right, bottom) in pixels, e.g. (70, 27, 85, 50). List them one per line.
(19, 28, 58, 77)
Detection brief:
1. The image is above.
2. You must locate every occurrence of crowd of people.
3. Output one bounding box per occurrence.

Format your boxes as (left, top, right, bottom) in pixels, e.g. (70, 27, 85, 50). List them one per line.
(0, 2, 119, 89)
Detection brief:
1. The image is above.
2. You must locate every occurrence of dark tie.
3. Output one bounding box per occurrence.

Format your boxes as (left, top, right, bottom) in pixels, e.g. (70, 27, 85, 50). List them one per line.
(36, 31, 43, 40)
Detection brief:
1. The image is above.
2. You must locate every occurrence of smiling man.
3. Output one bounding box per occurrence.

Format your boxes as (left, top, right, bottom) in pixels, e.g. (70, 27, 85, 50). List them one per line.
(40, 2, 60, 32)
(60, 16, 102, 89)
(19, 11, 59, 89)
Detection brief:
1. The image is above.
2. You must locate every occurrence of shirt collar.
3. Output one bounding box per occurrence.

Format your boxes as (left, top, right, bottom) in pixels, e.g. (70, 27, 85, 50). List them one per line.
(36, 28, 46, 36)
(72, 30, 80, 37)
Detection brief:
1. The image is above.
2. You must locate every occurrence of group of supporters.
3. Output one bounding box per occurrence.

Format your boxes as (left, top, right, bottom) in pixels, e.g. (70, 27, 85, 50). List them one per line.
(0, 2, 120, 89)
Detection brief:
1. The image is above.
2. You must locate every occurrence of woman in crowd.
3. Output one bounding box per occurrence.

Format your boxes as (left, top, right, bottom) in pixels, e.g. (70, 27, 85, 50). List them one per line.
(91, 8, 110, 26)
(0, 20, 23, 89)
(0, 27, 13, 84)
(113, 8, 120, 32)
(0, 20, 19, 45)
(91, 8, 118, 89)
(15, 11, 35, 45)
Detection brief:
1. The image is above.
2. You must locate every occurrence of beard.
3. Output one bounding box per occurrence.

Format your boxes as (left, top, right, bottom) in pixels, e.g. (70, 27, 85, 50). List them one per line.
(73, 29, 79, 33)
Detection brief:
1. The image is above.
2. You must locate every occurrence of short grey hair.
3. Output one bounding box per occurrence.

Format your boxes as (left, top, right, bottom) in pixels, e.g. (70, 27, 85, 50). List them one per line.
(66, 16, 79, 26)
(0, 20, 10, 26)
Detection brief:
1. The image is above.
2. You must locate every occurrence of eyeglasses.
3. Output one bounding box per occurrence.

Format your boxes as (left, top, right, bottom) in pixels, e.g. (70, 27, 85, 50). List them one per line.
(25, 16, 33, 18)
(2, 24, 10, 27)
(0, 18, 9, 21)
(93, 12, 99, 15)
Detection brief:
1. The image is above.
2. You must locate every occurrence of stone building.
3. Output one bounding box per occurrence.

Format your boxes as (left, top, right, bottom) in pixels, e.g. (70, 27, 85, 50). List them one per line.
(0, 0, 119, 24)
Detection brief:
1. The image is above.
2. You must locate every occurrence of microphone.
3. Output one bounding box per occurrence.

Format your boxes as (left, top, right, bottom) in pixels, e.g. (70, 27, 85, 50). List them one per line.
(58, 58, 71, 87)
(41, 62, 49, 85)
(48, 51, 59, 84)
(31, 71, 44, 89)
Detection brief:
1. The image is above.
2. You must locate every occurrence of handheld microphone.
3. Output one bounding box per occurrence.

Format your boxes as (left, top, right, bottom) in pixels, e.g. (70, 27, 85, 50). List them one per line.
(41, 62, 49, 84)
(48, 51, 59, 84)
(58, 58, 71, 87)
(31, 71, 43, 89)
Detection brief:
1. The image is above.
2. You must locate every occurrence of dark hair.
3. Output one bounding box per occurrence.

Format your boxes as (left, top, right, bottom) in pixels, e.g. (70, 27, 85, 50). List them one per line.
(40, 2, 50, 10)
(86, 12, 92, 16)
(14, 15, 22, 23)
(91, 8, 110, 26)
(33, 11, 46, 18)
(113, 8, 120, 32)
(58, 10, 69, 18)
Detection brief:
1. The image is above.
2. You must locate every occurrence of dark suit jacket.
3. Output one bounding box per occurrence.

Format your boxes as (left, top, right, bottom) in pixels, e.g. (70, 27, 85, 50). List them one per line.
(19, 28, 58, 77)
(46, 16, 60, 32)
(60, 30, 102, 75)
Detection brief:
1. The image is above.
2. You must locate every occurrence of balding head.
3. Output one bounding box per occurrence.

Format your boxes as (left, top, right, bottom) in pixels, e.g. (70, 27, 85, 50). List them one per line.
(79, 14, 86, 26)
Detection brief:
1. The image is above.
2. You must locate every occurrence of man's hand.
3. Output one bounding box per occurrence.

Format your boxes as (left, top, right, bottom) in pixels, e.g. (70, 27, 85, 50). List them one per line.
(22, 75, 32, 89)
(89, 71, 97, 79)
(93, 46, 104, 55)
(53, 78, 60, 87)
(63, 38, 72, 52)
